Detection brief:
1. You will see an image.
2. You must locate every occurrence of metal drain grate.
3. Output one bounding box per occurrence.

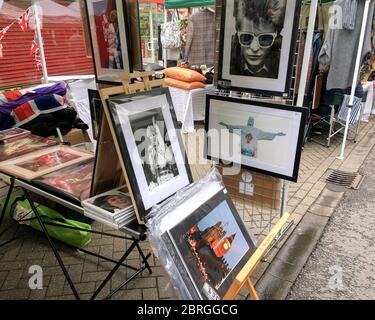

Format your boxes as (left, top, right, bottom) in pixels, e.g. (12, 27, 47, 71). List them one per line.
(326, 170, 364, 190)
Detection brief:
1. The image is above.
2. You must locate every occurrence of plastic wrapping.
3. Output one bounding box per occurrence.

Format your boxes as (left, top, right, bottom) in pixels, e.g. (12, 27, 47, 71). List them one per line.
(147, 168, 257, 300)
(33, 159, 94, 202)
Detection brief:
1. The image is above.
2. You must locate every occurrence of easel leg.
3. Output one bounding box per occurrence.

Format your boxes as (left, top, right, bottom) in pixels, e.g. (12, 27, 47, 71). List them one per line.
(0, 178, 15, 227)
(22, 188, 80, 300)
(246, 279, 259, 300)
(90, 239, 139, 300)
(135, 243, 152, 274)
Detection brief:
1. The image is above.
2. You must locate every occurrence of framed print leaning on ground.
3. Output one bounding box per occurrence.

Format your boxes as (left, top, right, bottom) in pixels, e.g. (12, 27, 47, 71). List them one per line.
(85, 0, 132, 84)
(205, 94, 306, 182)
(107, 87, 193, 223)
(159, 182, 256, 300)
(218, 0, 301, 96)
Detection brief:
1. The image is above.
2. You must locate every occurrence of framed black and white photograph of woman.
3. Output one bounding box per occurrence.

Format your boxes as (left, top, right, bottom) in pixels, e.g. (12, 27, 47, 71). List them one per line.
(85, 0, 132, 84)
(218, 0, 301, 96)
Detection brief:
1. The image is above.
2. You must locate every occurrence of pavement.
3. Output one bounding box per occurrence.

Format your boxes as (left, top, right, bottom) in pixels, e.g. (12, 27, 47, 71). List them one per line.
(254, 118, 375, 300)
(287, 139, 375, 300)
(0, 119, 374, 300)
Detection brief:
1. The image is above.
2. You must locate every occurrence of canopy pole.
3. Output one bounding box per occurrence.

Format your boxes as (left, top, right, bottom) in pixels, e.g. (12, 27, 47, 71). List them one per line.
(338, 0, 371, 160)
(33, 1, 49, 83)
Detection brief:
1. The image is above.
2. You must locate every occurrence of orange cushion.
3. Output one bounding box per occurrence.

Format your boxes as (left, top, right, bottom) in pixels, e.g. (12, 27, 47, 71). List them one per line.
(165, 78, 206, 91)
(162, 67, 206, 82)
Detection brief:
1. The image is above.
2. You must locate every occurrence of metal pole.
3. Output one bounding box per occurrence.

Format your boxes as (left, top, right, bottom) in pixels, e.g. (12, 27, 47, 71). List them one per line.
(163, 9, 168, 67)
(280, 0, 318, 217)
(149, 6, 155, 64)
(296, 0, 319, 107)
(33, 1, 49, 83)
(338, 0, 371, 160)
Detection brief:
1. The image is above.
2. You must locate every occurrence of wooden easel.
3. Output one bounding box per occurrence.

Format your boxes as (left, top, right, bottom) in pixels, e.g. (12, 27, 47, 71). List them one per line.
(91, 71, 165, 224)
(224, 212, 290, 300)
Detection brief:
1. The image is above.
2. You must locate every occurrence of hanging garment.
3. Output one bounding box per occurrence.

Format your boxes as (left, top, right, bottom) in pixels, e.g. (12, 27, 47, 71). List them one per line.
(185, 9, 215, 66)
(343, 0, 358, 30)
(318, 0, 375, 91)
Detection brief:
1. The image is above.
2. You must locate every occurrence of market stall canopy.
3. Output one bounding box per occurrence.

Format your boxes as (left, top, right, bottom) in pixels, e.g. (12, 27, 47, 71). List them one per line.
(0, 2, 23, 19)
(165, 0, 215, 9)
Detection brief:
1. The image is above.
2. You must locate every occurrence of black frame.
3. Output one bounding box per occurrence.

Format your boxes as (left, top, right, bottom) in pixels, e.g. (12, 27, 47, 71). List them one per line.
(164, 187, 256, 300)
(107, 87, 193, 222)
(88, 89, 103, 140)
(204, 94, 307, 182)
(84, 0, 134, 85)
(217, 0, 301, 97)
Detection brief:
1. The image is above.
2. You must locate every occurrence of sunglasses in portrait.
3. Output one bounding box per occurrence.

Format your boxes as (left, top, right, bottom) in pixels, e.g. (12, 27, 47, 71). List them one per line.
(237, 32, 277, 49)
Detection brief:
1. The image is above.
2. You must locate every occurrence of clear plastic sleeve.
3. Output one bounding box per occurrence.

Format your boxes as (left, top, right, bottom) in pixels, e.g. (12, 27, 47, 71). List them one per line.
(146, 168, 224, 300)
(146, 167, 257, 300)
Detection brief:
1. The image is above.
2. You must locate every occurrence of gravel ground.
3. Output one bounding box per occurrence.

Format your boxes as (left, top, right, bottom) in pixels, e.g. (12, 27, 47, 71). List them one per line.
(287, 145, 375, 300)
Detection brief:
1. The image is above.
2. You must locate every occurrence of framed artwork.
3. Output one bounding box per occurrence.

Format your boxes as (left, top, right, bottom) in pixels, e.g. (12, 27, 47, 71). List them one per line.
(0, 145, 94, 181)
(218, 0, 301, 96)
(33, 159, 95, 203)
(0, 134, 58, 162)
(88, 89, 103, 140)
(205, 94, 306, 182)
(107, 87, 193, 223)
(160, 184, 256, 300)
(85, 0, 132, 84)
(0, 128, 30, 142)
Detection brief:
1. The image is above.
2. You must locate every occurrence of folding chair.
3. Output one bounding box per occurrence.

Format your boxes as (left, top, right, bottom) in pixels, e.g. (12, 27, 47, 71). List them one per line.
(326, 94, 364, 147)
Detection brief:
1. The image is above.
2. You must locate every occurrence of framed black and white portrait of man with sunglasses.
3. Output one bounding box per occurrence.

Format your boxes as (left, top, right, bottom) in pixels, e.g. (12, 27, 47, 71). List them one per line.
(218, 0, 301, 96)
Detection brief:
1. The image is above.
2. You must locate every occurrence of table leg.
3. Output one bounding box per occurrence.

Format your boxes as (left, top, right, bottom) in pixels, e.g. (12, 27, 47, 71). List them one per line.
(0, 178, 15, 227)
(22, 188, 80, 300)
(90, 239, 138, 300)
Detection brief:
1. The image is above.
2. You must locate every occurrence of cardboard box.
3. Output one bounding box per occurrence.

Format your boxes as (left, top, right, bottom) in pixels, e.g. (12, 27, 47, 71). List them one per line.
(51, 129, 91, 146)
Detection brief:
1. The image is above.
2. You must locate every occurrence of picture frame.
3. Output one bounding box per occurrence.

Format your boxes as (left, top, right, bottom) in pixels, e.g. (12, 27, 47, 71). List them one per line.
(205, 94, 306, 182)
(0, 128, 30, 142)
(107, 87, 193, 223)
(84, 0, 132, 84)
(217, 0, 301, 96)
(160, 184, 256, 300)
(33, 159, 95, 204)
(88, 89, 103, 140)
(0, 145, 94, 181)
(0, 134, 58, 162)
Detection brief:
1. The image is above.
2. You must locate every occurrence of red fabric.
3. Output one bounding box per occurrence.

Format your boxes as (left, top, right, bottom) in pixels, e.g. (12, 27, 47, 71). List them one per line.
(13, 102, 35, 122)
(2, 90, 22, 102)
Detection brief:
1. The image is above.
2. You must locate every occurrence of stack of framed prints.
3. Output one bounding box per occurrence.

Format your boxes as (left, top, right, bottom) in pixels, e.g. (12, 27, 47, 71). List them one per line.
(217, 0, 301, 96)
(82, 186, 135, 229)
(147, 175, 256, 300)
(205, 94, 306, 182)
(33, 159, 95, 203)
(0, 134, 58, 162)
(0, 145, 94, 181)
(102, 87, 193, 224)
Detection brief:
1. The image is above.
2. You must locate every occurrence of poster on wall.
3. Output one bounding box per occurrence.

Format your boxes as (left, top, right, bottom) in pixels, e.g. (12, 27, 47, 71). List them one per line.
(205, 95, 306, 182)
(85, 0, 132, 84)
(218, 0, 301, 96)
(107, 87, 193, 223)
